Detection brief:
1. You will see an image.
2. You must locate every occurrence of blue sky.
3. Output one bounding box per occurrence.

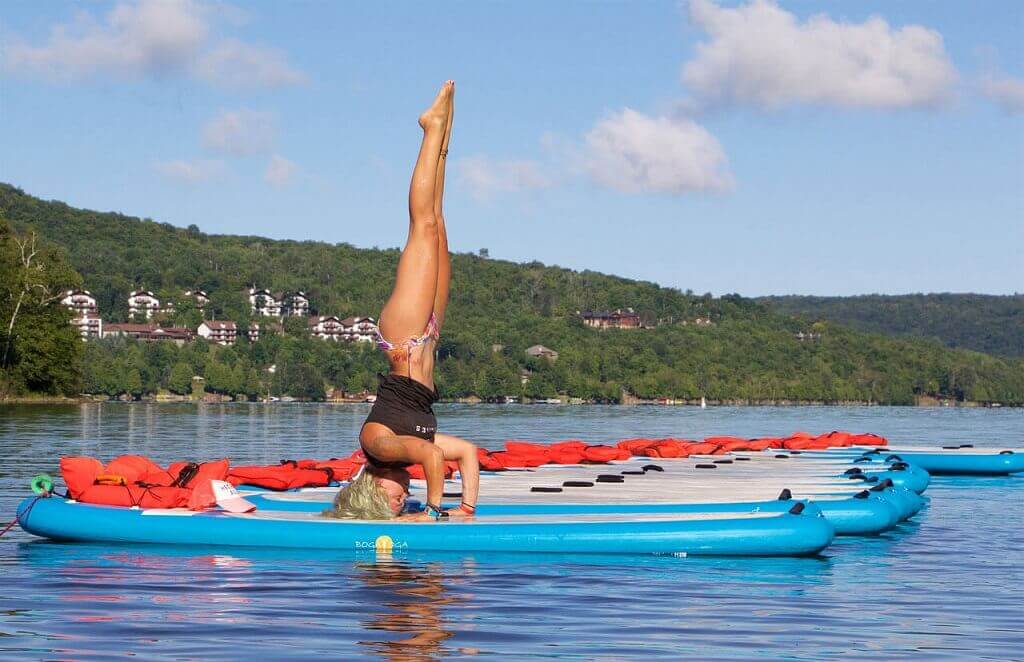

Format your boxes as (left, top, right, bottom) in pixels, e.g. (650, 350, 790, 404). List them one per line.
(1, 1, 1021, 296)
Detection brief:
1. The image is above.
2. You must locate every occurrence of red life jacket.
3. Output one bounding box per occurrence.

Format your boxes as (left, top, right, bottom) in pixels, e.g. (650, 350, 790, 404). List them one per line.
(60, 456, 196, 509)
(548, 447, 586, 464)
(549, 439, 587, 452)
(617, 438, 657, 454)
(227, 460, 335, 490)
(581, 445, 625, 463)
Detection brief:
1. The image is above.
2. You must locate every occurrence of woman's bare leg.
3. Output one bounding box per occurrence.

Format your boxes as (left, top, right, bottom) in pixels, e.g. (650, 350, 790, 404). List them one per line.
(379, 81, 452, 342)
(432, 87, 454, 329)
(361, 423, 447, 508)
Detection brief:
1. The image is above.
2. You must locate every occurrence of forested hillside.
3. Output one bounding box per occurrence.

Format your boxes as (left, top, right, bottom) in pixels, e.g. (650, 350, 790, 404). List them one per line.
(3, 182, 1023, 405)
(759, 295, 1024, 358)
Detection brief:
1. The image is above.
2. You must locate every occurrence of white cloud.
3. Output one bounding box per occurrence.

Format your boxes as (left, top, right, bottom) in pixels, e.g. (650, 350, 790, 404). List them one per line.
(2, 0, 303, 90)
(683, 0, 958, 110)
(981, 74, 1024, 114)
(456, 156, 553, 201)
(4, 0, 206, 80)
(197, 39, 306, 89)
(584, 109, 733, 194)
(202, 109, 275, 156)
(153, 158, 225, 183)
(264, 155, 296, 188)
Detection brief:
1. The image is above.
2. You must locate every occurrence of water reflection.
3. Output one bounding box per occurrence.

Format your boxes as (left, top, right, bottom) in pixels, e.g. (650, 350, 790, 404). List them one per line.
(354, 559, 460, 660)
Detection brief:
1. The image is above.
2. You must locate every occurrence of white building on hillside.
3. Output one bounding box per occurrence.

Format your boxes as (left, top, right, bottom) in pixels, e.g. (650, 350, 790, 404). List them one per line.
(309, 315, 344, 340)
(249, 288, 282, 317)
(61, 289, 98, 316)
(341, 316, 378, 343)
(61, 290, 102, 339)
(185, 290, 210, 310)
(282, 291, 311, 317)
(128, 290, 161, 320)
(70, 315, 103, 339)
(197, 320, 237, 345)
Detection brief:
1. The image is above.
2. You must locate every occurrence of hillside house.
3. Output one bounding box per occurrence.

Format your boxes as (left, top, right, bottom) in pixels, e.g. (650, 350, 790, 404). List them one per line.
(282, 291, 311, 317)
(103, 323, 192, 345)
(340, 316, 378, 342)
(246, 322, 260, 343)
(197, 320, 237, 345)
(249, 288, 283, 317)
(128, 290, 161, 320)
(309, 315, 344, 340)
(62, 290, 102, 339)
(184, 289, 210, 310)
(579, 308, 642, 329)
(70, 315, 103, 340)
(525, 345, 559, 361)
(61, 289, 98, 316)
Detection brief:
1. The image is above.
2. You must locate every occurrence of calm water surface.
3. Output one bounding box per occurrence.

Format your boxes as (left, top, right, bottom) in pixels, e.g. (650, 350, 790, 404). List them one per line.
(1, 403, 1022, 660)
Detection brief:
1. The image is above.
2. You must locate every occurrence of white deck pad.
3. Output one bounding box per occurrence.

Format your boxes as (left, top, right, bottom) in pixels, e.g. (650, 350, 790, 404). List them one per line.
(247, 454, 901, 505)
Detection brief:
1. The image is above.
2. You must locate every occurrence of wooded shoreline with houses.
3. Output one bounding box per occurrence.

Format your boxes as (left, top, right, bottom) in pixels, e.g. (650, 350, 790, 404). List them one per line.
(3, 183, 1023, 406)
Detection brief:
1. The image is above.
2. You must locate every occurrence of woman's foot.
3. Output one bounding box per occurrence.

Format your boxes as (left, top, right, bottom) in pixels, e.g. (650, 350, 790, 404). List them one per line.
(419, 80, 453, 131)
(440, 83, 455, 157)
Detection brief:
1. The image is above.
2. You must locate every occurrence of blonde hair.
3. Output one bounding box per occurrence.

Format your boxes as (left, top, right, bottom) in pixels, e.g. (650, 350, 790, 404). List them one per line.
(322, 468, 394, 520)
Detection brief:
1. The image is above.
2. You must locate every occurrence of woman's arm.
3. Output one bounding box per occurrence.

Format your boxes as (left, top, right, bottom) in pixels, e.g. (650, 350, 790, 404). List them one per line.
(435, 433, 479, 518)
(417, 442, 447, 512)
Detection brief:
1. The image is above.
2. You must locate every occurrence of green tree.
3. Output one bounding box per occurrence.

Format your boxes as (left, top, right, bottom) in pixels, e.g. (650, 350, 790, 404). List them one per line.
(204, 359, 233, 394)
(276, 362, 326, 401)
(283, 316, 308, 337)
(168, 362, 193, 395)
(0, 216, 83, 396)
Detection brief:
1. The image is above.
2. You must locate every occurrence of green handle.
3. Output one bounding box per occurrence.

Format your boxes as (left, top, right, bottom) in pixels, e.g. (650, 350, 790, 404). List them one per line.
(31, 474, 54, 495)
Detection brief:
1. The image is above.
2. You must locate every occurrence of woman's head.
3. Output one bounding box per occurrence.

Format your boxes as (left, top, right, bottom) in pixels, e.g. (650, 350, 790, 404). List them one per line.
(374, 466, 411, 514)
(324, 466, 410, 519)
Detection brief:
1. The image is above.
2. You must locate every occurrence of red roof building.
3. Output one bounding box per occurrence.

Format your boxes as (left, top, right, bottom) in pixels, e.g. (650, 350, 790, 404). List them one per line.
(578, 308, 642, 329)
(103, 324, 192, 345)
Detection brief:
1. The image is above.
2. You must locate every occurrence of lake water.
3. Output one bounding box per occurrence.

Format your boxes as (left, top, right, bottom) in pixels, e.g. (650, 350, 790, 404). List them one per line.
(1, 403, 1022, 660)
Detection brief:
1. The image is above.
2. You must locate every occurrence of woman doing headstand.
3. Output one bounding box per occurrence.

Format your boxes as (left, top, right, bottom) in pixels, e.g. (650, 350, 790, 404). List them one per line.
(329, 81, 479, 522)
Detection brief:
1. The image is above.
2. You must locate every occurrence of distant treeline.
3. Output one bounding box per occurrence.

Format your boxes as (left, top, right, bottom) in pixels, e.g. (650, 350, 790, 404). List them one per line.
(81, 332, 385, 401)
(759, 294, 1024, 358)
(2, 182, 1023, 405)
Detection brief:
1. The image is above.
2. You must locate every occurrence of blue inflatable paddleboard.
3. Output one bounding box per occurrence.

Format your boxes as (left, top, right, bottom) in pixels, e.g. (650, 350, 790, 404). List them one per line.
(16, 495, 834, 557)
(247, 484, 909, 536)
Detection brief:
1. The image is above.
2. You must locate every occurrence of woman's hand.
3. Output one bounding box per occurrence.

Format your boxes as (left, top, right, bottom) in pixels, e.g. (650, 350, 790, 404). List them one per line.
(398, 511, 441, 522)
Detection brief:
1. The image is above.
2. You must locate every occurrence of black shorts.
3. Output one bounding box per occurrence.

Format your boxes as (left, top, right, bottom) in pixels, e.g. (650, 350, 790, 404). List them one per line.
(361, 373, 439, 467)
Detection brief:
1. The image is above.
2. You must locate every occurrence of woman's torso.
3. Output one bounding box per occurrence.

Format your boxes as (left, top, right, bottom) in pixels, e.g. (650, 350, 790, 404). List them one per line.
(360, 371, 440, 459)
(382, 335, 437, 390)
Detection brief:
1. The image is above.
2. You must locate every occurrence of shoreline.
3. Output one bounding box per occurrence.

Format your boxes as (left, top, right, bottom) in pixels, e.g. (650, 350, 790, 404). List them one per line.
(2, 396, 1017, 408)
